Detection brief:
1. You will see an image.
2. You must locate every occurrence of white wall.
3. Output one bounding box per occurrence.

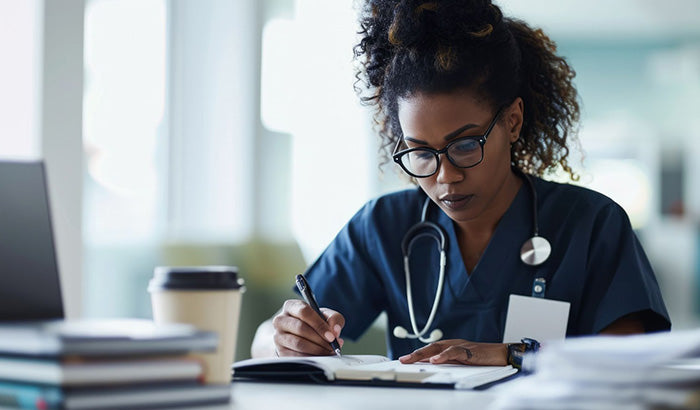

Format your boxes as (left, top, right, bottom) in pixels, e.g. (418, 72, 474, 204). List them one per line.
(167, 0, 258, 243)
(0, 0, 41, 158)
(40, 0, 85, 318)
(0, 0, 85, 318)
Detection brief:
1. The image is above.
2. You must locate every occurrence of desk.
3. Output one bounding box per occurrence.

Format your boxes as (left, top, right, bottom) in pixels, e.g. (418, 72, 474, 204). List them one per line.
(218, 381, 497, 409)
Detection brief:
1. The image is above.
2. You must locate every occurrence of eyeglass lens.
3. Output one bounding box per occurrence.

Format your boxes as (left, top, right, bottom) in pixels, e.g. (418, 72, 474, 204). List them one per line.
(400, 138, 482, 176)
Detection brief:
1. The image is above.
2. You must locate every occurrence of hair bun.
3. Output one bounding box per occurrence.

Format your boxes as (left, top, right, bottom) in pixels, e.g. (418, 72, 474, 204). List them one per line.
(386, 0, 503, 50)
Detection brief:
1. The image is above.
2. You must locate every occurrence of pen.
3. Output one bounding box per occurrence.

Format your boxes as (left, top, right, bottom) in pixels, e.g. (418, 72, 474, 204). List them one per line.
(295, 274, 342, 357)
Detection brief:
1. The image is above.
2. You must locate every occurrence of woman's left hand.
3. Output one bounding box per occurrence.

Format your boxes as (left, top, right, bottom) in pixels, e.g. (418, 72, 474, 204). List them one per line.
(398, 339, 508, 366)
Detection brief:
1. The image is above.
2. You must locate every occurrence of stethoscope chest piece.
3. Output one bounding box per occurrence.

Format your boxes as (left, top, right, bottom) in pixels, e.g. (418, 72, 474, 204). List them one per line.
(520, 235, 551, 266)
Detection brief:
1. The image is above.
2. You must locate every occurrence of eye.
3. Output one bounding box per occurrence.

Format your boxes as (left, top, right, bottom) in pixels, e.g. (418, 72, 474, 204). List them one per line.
(451, 138, 480, 154)
(409, 150, 434, 160)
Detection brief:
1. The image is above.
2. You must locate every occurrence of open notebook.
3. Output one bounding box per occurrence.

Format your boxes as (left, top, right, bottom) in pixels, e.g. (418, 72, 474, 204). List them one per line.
(232, 355, 517, 389)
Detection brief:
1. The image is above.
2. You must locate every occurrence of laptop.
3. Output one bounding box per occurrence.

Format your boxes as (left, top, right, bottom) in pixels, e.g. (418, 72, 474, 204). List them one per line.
(0, 160, 64, 320)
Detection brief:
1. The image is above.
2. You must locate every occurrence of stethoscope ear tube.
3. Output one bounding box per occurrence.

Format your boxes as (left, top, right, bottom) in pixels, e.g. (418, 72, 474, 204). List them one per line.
(395, 247, 447, 344)
(394, 196, 448, 344)
(400, 222, 447, 257)
(400, 195, 447, 256)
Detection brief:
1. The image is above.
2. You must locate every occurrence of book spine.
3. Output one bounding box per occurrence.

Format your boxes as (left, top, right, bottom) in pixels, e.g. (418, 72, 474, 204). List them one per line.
(0, 381, 63, 410)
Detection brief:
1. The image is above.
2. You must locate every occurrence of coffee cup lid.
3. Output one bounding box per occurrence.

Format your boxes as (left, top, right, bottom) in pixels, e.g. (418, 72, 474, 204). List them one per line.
(148, 266, 245, 291)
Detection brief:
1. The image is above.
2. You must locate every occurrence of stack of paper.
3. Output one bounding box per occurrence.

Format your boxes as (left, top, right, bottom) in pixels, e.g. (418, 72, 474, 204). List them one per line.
(0, 319, 231, 409)
(490, 329, 700, 409)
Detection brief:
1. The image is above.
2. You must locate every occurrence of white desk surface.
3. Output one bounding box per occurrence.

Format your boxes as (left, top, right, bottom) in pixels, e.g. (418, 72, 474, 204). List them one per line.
(197, 381, 497, 410)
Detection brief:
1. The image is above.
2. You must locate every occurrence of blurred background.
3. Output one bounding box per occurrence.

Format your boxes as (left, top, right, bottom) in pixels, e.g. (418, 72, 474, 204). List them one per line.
(1, 0, 699, 361)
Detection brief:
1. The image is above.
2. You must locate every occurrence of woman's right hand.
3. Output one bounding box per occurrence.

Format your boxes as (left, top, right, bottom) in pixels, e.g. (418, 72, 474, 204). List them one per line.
(271, 299, 345, 356)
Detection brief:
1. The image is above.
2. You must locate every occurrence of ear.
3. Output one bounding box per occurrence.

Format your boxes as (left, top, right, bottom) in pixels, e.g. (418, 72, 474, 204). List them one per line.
(505, 97, 524, 144)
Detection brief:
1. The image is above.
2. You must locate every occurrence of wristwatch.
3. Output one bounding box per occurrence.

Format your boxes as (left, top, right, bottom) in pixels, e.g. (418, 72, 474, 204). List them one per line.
(506, 338, 540, 370)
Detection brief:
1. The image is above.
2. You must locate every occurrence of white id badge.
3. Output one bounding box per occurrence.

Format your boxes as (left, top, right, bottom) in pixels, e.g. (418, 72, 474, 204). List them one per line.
(502, 294, 570, 343)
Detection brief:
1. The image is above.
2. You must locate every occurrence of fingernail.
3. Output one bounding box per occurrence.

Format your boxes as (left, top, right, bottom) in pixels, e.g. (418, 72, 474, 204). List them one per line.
(334, 324, 341, 335)
(324, 331, 335, 342)
(399, 354, 410, 361)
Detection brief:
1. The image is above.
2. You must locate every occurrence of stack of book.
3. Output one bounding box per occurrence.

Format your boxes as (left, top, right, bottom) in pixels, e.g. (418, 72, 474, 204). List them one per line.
(491, 329, 700, 409)
(0, 319, 231, 409)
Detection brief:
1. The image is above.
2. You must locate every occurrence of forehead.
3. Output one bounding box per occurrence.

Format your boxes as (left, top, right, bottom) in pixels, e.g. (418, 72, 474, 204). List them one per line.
(397, 91, 493, 136)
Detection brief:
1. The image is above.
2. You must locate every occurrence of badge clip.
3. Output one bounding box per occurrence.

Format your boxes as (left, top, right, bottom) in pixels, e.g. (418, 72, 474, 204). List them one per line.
(531, 277, 546, 298)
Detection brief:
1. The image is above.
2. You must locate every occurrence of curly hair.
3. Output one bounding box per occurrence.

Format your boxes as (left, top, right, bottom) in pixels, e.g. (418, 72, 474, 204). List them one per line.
(353, 0, 581, 180)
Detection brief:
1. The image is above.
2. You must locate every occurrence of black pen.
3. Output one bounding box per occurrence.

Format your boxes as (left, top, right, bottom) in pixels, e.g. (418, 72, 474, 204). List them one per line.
(295, 274, 342, 357)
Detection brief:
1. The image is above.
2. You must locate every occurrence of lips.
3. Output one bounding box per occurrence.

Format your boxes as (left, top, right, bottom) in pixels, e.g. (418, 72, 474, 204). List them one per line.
(438, 193, 474, 211)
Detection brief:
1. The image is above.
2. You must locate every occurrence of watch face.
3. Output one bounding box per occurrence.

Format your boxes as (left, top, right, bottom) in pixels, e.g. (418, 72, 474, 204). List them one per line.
(508, 343, 526, 368)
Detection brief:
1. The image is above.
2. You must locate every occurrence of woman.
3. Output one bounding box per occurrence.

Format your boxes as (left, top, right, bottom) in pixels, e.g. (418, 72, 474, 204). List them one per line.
(251, 0, 670, 365)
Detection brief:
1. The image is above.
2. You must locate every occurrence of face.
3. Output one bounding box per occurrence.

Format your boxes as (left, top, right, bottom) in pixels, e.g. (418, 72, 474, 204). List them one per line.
(397, 91, 523, 227)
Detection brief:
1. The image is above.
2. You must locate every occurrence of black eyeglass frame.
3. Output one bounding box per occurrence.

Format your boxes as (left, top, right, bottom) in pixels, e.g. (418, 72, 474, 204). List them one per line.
(392, 107, 504, 178)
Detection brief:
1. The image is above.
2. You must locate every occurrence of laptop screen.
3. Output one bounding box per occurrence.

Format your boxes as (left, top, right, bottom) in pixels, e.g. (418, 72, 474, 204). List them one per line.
(0, 160, 64, 320)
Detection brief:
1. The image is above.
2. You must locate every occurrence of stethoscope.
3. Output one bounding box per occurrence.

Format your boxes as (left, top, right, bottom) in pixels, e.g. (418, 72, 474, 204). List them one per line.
(392, 172, 552, 344)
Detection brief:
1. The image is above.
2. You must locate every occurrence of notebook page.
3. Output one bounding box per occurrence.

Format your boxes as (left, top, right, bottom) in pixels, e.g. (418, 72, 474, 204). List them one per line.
(352, 360, 505, 375)
(335, 360, 514, 385)
(232, 354, 391, 381)
(307, 355, 391, 373)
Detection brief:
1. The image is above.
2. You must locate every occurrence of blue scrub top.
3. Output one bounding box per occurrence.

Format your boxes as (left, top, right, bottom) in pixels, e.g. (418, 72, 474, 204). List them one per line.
(301, 177, 671, 359)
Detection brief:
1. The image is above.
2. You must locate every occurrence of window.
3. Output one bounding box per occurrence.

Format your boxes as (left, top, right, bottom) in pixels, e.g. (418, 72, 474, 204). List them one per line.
(83, 0, 166, 245)
(261, 0, 383, 261)
(82, 0, 255, 317)
(0, 1, 41, 159)
(83, 0, 167, 317)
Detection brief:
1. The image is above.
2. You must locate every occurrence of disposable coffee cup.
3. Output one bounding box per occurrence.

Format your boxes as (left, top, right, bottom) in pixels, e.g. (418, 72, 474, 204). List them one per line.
(148, 266, 245, 384)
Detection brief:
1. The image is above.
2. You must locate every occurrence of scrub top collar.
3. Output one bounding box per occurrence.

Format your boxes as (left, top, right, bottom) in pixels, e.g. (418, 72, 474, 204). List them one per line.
(434, 179, 533, 303)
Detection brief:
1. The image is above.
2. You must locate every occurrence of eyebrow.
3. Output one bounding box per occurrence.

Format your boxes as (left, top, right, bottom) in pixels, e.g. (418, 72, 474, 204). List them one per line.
(403, 123, 480, 145)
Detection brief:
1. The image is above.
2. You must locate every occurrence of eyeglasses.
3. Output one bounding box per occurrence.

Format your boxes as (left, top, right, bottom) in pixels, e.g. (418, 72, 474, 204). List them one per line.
(392, 107, 504, 178)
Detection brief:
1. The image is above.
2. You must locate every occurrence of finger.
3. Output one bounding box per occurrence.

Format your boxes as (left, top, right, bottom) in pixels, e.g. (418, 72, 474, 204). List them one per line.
(429, 345, 476, 365)
(431, 343, 508, 366)
(276, 343, 328, 357)
(283, 300, 336, 343)
(276, 345, 307, 357)
(398, 343, 446, 364)
(272, 313, 333, 352)
(320, 308, 345, 337)
(273, 326, 334, 357)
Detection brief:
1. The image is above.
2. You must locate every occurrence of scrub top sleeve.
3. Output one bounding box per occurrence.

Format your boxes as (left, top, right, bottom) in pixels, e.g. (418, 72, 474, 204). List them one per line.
(300, 203, 387, 341)
(586, 203, 671, 333)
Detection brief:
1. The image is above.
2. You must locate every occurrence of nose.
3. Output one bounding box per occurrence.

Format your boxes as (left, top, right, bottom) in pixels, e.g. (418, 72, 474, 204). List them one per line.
(435, 154, 464, 184)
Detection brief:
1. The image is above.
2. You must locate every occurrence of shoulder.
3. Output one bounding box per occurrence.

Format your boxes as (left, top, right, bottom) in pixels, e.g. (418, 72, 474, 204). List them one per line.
(319, 187, 424, 263)
(535, 177, 613, 206)
(344, 187, 426, 238)
(533, 176, 635, 242)
(355, 187, 426, 220)
(534, 177, 625, 217)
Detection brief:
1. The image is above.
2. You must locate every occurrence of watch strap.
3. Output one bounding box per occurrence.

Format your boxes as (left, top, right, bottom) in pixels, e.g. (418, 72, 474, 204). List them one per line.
(507, 338, 540, 369)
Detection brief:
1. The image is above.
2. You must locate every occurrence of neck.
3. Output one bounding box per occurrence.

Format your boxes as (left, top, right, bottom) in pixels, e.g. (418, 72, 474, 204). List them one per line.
(454, 170, 523, 239)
